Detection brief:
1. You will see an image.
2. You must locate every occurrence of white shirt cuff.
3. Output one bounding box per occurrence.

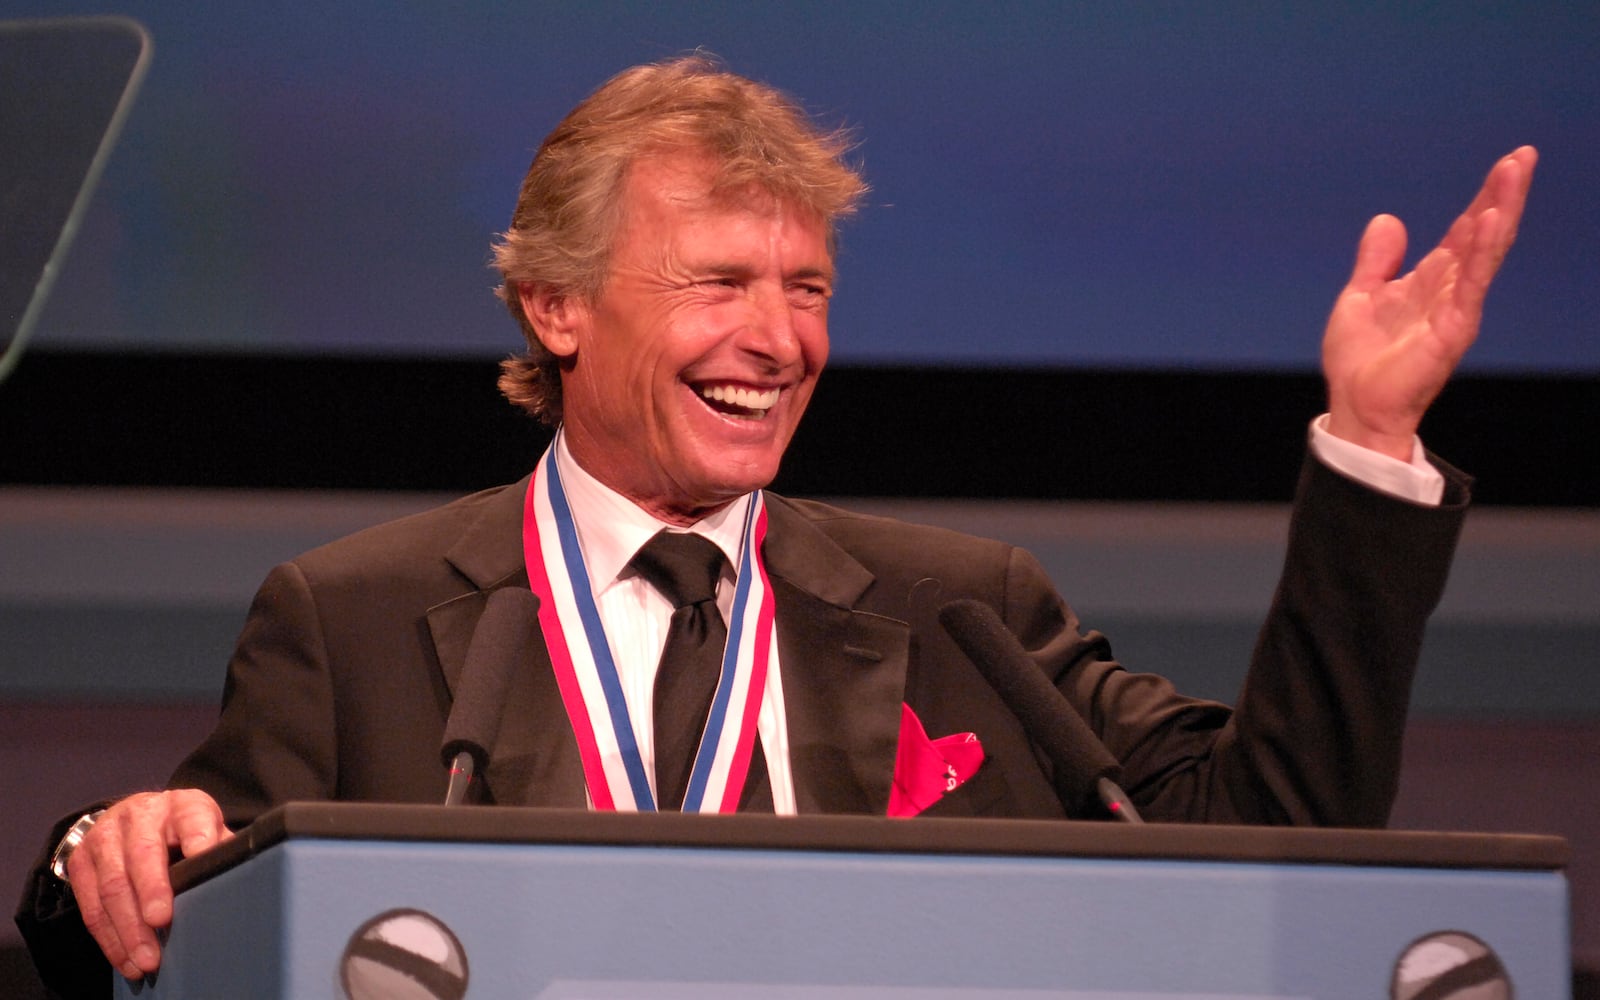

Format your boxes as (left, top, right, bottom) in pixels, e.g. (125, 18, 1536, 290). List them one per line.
(1308, 414, 1445, 506)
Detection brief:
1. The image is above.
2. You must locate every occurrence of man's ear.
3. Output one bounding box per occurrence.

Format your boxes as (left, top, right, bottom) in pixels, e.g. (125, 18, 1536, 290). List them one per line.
(517, 283, 585, 359)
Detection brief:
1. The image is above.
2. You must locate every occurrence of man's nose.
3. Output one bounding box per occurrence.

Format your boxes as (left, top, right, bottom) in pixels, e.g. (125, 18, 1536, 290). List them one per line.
(736, 283, 802, 365)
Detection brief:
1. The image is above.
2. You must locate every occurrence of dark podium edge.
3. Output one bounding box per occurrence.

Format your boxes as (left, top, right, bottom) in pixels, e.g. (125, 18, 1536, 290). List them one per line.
(170, 803, 1569, 896)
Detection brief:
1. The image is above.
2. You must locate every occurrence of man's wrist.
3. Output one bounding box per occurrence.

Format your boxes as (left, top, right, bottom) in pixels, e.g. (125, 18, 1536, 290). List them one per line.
(1308, 414, 1444, 506)
(48, 809, 105, 881)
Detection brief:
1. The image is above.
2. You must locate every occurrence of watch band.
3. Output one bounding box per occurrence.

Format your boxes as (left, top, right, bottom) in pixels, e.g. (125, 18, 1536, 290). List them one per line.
(49, 809, 105, 881)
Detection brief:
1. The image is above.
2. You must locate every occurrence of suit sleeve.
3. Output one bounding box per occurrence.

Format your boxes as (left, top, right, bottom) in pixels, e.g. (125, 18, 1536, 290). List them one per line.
(13, 805, 115, 999)
(1010, 453, 1469, 827)
(169, 560, 340, 828)
(11, 562, 339, 1000)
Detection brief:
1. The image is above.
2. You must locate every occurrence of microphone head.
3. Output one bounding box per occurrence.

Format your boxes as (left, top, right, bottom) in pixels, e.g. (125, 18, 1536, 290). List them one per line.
(439, 587, 540, 770)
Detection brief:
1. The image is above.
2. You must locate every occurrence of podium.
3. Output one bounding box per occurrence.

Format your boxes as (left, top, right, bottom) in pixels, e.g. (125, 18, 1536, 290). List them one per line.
(123, 804, 1569, 998)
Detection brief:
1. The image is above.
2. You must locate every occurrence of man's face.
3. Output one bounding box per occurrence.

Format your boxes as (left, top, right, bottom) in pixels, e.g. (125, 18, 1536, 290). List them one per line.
(526, 152, 833, 524)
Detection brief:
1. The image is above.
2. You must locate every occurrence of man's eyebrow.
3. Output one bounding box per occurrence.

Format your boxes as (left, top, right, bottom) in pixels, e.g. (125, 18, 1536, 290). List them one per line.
(699, 261, 755, 276)
(788, 264, 835, 284)
(695, 261, 835, 283)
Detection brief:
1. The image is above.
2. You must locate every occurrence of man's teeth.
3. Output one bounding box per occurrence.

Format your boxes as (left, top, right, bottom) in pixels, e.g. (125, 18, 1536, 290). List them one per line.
(699, 385, 779, 412)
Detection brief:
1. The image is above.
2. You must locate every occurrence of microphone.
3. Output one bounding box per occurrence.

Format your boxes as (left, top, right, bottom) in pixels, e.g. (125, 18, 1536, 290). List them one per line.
(440, 587, 540, 806)
(937, 598, 1142, 823)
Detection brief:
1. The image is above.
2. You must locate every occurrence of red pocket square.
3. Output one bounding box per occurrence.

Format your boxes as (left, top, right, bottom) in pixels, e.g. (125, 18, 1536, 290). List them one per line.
(887, 703, 985, 818)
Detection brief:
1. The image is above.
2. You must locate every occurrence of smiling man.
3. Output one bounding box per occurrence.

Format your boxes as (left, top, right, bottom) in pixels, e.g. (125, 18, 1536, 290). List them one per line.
(512, 151, 837, 526)
(19, 55, 1535, 997)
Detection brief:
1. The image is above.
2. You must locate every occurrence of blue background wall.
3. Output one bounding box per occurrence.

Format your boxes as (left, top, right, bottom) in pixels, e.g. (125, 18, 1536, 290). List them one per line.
(10, 1, 1599, 371)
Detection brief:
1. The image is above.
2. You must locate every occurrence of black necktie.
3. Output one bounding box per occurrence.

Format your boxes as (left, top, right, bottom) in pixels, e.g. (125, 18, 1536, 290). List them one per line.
(630, 530, 727, 810)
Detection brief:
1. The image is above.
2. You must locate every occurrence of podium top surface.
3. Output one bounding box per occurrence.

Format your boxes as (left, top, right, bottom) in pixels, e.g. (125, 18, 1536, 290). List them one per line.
(171, 802, 1567, 894)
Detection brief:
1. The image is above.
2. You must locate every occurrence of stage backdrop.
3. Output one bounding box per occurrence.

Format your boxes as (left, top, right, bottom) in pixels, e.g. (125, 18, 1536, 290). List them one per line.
(10, 1, 1597, 374)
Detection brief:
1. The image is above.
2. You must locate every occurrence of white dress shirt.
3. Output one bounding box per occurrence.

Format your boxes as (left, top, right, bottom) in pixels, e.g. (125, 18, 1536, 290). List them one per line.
(1308, 415, 1445, 506)
(553, 436, 797, 812)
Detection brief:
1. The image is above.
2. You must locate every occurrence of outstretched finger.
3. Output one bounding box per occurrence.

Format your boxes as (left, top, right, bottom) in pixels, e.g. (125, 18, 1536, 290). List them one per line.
(1437, 146, 1537, 258)
(1454, 206, 1510, 320)
(1452, 154, 1535, 315)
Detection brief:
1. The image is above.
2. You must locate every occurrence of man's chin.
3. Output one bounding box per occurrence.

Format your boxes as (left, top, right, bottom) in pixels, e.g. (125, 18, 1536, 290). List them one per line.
(690, 455, 784, 503)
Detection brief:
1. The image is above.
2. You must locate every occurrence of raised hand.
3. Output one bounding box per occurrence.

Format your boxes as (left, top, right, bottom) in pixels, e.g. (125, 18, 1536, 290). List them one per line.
(1323, 147, 1537, 460)
(65, 789, 231, 981)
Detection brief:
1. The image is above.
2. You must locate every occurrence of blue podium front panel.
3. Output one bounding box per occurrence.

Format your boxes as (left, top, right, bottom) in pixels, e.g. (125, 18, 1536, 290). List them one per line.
(129, 833, 1569, 999)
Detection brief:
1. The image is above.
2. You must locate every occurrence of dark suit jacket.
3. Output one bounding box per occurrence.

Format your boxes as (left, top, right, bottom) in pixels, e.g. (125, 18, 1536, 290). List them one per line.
(17, 454, 1469, 996)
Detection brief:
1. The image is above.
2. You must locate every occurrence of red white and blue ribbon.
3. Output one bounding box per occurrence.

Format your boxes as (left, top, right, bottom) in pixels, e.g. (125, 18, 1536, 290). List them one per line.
(522, 443, 775, 812)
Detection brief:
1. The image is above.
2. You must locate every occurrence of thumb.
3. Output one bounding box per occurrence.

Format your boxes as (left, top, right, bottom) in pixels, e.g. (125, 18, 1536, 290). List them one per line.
(1346, 213, 1408, 292)
(163, 790, 231, 858)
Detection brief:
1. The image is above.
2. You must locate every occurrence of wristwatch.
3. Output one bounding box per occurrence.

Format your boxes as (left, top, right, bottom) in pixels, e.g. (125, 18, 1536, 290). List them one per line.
(49, 809, 105, 881)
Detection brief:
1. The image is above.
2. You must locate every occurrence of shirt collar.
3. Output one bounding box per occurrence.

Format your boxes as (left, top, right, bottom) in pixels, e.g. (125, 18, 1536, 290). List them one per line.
(553, 430, 750, 596)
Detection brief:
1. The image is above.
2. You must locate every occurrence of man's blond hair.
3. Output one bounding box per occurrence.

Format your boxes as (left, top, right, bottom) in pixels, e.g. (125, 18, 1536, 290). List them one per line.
(491, 54, 868, 425)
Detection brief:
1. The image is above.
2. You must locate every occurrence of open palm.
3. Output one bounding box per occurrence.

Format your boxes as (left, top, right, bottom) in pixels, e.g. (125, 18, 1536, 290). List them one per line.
(1323, 147, 1537, 460)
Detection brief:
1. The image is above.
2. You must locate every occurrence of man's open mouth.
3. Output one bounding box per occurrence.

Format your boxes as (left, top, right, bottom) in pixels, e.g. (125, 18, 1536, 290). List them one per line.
(695, 382, 779, 418)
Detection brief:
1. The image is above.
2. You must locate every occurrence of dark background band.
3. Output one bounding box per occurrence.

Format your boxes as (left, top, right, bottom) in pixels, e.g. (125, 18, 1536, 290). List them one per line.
(4, 350, 1594, 506)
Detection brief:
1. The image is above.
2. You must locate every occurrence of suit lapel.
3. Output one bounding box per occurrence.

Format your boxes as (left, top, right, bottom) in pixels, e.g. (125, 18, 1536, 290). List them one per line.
(762, 498, 909, 816)
(426, 475, 587, 808)
(423, 484, 911, 816)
